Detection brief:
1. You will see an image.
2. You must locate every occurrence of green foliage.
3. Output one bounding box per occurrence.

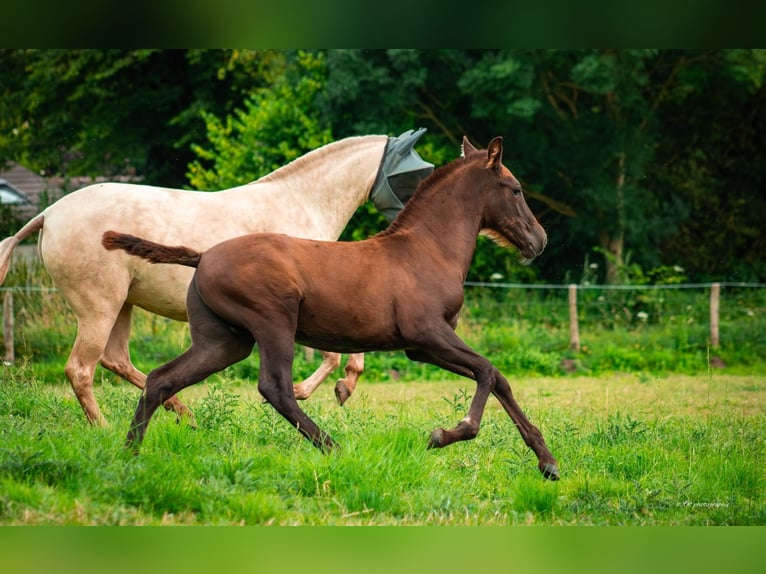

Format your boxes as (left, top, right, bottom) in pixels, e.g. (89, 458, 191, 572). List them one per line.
(187, 51, 333, 190)
(589, 247, 688, 287)
(0, 204, 26, 239)
(195, 378, 240, 432)
(646, 50, 766, 282)
(4, 258, 765, 385)
(0, 50, 276, 185)
(2, 49, 766, 281)
(457, 52, 540, 119)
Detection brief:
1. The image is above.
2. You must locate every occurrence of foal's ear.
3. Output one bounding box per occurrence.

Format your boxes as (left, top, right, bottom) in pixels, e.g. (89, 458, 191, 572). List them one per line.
(461, 136, 479, 158)
(487, 136, 504, 169)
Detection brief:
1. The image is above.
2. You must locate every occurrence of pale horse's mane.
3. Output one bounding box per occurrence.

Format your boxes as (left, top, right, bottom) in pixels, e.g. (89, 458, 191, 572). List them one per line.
(252, 136, 380, 185)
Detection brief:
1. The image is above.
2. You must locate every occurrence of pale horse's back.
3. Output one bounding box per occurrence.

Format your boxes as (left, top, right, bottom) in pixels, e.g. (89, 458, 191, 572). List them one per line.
(38, 181, 308, 320)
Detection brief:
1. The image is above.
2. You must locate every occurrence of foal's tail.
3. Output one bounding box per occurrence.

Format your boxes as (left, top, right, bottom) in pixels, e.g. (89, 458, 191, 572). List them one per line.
(102, 231, 202, 268)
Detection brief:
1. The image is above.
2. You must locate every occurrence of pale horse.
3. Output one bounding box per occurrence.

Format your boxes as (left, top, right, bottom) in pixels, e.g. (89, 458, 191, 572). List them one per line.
(0, 129, 433, 425)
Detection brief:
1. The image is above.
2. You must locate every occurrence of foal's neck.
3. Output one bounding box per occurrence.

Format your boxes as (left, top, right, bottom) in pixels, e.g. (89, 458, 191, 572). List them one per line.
(381, 162, 485, 276)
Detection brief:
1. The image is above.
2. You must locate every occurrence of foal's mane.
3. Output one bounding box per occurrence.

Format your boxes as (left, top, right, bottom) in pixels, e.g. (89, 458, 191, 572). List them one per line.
(253, 136, 376, 185)
(374, 154, 472, 238)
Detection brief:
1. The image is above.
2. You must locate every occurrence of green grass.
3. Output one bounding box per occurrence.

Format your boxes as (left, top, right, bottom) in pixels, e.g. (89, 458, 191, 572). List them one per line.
(0, 363, 763, 525)
(1, 259, 765, 524)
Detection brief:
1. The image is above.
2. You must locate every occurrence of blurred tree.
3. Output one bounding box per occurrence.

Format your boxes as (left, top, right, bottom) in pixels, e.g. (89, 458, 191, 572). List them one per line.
(453, 49, 766, 283)
(648, 50, 766, 281)
(322, 50, 470, 151)
(0, 204, 25, 239)
(0, 49, 278, 186)
(2, 49, 763, 282)
(187, 51, 332, 190)
(455, 50, 667, 283)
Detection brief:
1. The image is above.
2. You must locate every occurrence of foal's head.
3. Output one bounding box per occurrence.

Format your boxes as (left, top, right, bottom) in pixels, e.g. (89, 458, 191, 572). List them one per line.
(464, 136, 547, 263)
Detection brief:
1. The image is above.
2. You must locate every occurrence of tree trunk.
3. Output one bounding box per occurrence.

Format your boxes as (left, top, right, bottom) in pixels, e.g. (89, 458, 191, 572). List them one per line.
(601, 234, 625, 284)
(601, 152, 626, 284)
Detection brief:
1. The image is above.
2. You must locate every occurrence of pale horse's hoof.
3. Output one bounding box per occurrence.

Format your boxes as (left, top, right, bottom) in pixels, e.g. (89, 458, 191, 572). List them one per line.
(334, 380, 352, 406)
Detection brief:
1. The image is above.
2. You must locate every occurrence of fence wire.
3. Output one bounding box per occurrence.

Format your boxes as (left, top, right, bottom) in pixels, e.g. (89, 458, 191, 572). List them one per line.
(4, 281, 765, 294)
(464, 281, 766, 290)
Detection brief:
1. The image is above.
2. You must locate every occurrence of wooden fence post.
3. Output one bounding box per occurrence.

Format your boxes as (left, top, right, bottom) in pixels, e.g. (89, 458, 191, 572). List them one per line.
(568, 284, 580, 352)
(710, 282, 720, 348)
(3, 291, 14, 363)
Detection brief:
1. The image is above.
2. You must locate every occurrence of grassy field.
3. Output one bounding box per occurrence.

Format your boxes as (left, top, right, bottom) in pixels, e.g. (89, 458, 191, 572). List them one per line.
(1, 260, 764, 525)
(1, 363, 763, 525)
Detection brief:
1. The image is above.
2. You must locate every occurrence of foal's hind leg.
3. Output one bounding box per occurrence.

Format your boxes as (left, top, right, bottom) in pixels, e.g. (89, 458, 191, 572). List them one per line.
(101, 302, 194, 422)
(126, 292, 254, 450)
(127, 335, 252, 449)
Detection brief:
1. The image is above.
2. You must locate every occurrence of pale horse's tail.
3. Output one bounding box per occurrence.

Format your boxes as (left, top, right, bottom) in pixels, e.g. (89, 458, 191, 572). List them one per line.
(0, 214, 45, 285)
(101, 231, 202, 268)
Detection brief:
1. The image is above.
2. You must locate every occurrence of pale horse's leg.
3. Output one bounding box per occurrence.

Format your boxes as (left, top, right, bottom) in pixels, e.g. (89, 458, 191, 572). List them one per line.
(53, 270, 187, 426)
(335, 353, 364, 406)
(292, 351, 364, 406)
(62, 293, 126, 426)
(292, 350, 340, 400)
(100, 302, 194, 422)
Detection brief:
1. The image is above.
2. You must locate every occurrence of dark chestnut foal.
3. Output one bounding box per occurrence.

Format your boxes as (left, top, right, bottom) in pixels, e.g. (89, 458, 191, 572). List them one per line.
(103, 136, 559, 480)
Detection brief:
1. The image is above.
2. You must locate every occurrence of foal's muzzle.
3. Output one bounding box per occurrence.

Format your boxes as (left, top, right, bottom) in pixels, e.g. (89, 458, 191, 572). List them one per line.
(519, 226, 547, 263)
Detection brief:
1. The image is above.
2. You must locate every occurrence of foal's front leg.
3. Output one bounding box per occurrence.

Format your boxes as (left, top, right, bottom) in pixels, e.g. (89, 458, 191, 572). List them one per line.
(406, 330, 559, 481)
(405, 335, 496, 447)
(427, 362, 495, 448)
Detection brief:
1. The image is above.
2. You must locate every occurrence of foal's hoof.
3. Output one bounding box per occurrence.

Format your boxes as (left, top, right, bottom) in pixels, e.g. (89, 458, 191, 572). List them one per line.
(427, 428, 445, 449)
(125, 438, 141, 457)
(316, 438, 338, 454)
(335, 380, 351, 406)
(539, 462, 560, 481)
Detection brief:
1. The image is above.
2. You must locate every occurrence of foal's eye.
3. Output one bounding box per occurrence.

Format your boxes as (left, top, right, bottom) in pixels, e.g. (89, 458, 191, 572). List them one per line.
(512, 187, 522, 196)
